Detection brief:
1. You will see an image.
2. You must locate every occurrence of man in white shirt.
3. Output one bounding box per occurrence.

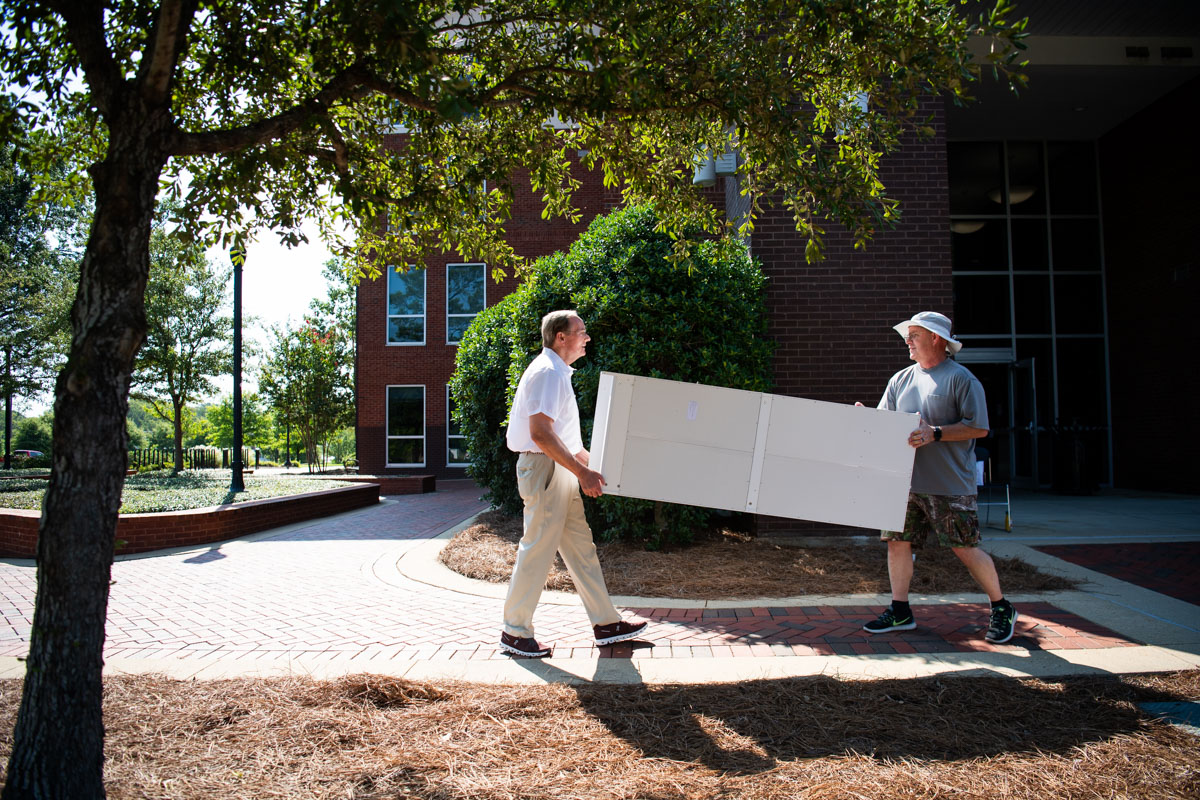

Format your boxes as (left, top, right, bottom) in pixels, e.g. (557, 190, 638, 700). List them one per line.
(500, 310, 648, 658)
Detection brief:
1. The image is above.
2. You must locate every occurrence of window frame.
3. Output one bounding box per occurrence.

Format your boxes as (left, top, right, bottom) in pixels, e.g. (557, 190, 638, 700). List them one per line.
(445, 261, 487, 345)
(386, 264, 426, 346)
(385, 384, 426, 467)
(446, 385, 470, 468)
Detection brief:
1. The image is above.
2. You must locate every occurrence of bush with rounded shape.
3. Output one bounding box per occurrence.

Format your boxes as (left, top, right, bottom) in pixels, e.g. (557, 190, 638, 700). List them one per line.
(451, 204, 773, 548)
(13, 415, 53, 456)
(449, 292, 526, 515)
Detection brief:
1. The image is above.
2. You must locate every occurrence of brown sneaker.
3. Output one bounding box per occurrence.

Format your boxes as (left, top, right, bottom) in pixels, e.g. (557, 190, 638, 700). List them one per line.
(593, 620, 648, 646)
(499, 631, 551, 658)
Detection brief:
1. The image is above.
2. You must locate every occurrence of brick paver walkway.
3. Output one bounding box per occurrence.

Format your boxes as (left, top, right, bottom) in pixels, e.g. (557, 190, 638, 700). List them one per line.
(0, 483, 1141, 667)
(1035, 542, 1200, 606)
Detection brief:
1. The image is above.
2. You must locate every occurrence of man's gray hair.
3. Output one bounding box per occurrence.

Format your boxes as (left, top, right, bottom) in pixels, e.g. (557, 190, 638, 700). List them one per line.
(541, 310, 578, 349)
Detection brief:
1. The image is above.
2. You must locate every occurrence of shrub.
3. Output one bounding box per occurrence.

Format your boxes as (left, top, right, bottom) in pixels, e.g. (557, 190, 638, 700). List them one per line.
(13, 415, 52, 455)
(449, 293, 525, 515)
(451, 204, 773, 548)
(12, 455, 51, 470)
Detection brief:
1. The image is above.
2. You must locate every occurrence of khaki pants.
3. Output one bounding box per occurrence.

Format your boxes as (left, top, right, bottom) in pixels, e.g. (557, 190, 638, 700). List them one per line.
(502, 452, 620, 638)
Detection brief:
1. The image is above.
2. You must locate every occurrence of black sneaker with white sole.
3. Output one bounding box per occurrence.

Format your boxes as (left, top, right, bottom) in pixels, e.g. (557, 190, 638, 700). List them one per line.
(985, 605, 1019, 643)
(862, 606, 917, 634)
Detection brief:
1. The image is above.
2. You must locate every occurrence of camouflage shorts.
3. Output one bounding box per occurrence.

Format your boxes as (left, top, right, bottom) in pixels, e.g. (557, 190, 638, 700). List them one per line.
(880, 493, 981, 549)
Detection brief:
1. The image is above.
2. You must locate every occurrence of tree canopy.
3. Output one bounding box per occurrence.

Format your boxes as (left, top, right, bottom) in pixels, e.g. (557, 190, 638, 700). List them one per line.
(0, 141, 86, 467)
(260, 320, 355, 470)
(205, 391, 273, 450)
(131, 211, 233, 472)
(260, 262, 356, 472)
(3, 0, 1025, 275)
(0, 0, 1025, 795)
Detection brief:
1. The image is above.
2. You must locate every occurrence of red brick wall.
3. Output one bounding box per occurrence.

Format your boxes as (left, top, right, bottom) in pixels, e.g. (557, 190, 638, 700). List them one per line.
(755, 104, 953, 534)
(0, 484, 380, 559)
(0, 509, 37, 557)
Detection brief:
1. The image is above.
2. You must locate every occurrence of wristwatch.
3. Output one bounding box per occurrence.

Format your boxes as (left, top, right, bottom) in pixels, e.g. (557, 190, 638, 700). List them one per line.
(932, 426, 943, 441)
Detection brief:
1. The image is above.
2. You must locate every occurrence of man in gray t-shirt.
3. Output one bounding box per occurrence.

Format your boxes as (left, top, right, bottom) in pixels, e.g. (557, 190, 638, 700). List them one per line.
(861, 312, 1019, 644)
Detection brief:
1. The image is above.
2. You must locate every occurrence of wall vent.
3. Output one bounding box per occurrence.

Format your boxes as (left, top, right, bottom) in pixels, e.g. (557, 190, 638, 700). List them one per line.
(1161, 46, 1194, 59)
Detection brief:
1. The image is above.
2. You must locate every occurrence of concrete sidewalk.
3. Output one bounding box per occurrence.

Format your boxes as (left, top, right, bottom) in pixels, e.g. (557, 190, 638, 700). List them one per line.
(1, 482, 1197, 685)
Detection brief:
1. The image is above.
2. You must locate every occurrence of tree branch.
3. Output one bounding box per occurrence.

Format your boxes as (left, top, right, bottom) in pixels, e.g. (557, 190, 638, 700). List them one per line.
(169, 61, 435, 156)
(44, 0, 123, 119)
(138, 0, 201, 106)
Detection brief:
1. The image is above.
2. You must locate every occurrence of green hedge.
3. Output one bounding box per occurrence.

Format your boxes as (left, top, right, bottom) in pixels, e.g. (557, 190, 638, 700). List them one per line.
(0, 469, 333, 513)
(450, 204, 773, 548)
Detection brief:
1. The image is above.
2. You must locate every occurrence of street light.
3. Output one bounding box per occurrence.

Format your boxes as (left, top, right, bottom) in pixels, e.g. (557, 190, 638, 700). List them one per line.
(229, 244, 246, 492)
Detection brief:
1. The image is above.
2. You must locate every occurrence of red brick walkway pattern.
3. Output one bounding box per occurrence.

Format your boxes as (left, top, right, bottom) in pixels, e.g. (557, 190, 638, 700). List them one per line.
(550, 603, 1138, 660)
(0, 482, 1139, 666)
(1035, 542, 1200, 606)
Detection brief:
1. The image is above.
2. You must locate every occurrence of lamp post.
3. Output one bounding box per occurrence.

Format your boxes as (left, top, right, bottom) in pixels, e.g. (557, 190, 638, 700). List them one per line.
(3, 345, 11, 471)
(284, 422, 292, 468)
(229, 245, 246, 492)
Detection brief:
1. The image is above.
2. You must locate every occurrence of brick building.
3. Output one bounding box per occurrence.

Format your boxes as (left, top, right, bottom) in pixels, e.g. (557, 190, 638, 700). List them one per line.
(355, 156, 625, 477)
(356, 1, 1199, 511)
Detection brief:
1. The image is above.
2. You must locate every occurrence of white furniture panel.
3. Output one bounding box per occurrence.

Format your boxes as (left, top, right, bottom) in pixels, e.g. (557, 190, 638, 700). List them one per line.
(624, 376, 762, 451)
(618, 439, 754, 511)
(590, 372, 917, 531)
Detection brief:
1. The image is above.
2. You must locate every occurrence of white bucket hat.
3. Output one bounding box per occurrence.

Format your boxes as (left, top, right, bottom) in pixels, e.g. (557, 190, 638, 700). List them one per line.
(893, 311, 962, 354)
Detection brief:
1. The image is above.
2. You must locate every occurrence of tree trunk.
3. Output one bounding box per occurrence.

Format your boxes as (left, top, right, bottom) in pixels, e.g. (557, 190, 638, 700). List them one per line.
(3, 116, 167, 799)
(302, 429, 318, 473)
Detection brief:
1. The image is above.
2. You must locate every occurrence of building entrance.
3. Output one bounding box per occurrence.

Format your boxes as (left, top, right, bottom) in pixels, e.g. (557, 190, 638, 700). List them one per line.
(948, 139, 1112, 489)
(961, 357, 1041, 489)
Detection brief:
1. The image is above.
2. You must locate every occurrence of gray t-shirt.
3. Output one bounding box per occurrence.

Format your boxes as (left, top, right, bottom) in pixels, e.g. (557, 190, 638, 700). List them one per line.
(878, 359, 989, 496)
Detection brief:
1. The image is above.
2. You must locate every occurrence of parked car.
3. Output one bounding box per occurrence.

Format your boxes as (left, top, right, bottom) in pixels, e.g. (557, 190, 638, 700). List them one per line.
(12, 450, 44, 460)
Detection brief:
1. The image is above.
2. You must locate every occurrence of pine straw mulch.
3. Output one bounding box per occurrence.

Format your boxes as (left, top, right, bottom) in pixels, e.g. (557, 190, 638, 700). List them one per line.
(2, 671, 1198, 799)
(439, 510, 1079, 599)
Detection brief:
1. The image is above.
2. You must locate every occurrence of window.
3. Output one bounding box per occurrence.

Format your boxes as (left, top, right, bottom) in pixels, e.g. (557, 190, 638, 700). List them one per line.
(386, 386, 425, 466)
(446, 262, 486, 344)
(447, 388, 469, 467)
(948, 139, 1110, 487)
(387, 265, 425, 344)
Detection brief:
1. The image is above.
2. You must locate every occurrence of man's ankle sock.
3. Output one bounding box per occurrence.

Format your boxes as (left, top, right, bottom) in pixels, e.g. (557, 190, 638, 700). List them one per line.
(891, 601, 912, 620)
(991, 598, 1012, 611)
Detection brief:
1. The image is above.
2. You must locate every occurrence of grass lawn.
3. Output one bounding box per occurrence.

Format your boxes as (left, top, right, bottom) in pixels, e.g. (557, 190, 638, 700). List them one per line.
(1, 671, 1195, 798)
(0, 469, 338, 514)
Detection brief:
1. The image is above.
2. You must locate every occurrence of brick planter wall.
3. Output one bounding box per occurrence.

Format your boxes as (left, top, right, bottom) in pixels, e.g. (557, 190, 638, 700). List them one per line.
(304, 474, 437, 495)
(0, 483, 380, 559)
